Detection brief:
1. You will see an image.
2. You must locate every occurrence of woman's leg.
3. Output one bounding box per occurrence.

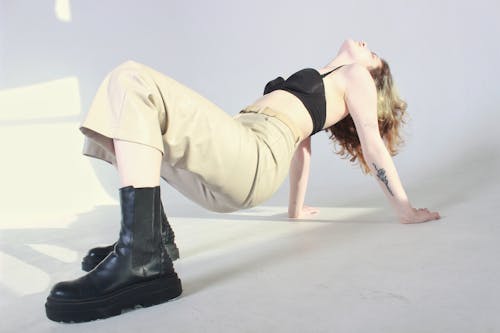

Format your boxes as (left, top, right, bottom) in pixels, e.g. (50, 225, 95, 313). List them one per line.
(46, 64, 186, 323)
(79, 60, 257, 211)
(47, 140, 182, 323)
(81, 140, 180, 272)
(113, 139, 162, 187)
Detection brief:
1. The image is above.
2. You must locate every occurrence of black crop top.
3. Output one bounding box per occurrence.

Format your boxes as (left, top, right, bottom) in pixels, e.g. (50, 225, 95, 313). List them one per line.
(263, 65, 344, 136)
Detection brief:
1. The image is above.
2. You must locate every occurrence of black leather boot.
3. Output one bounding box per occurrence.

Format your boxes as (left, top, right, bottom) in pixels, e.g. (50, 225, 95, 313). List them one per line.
(81, 201, 179, 272)
(45, 186, 182, 323)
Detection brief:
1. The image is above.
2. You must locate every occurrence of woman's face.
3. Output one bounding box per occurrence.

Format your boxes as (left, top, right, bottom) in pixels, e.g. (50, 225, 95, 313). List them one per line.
(338, 39, 382, 70)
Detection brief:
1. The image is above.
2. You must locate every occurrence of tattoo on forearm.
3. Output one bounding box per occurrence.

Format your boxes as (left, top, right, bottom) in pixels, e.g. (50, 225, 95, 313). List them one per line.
(372, 163, 394, 196)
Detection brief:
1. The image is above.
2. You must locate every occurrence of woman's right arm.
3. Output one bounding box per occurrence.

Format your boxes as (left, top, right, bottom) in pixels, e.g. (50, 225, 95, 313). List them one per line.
(288, 137, 312, 218)
(344, 64, 440, 224)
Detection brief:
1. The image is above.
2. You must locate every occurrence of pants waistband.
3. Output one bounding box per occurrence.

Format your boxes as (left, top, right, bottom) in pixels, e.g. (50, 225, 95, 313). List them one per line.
(238, 105, 303, 144)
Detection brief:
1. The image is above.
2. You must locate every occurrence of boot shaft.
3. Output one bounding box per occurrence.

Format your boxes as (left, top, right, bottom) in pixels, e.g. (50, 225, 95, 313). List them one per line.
(117, 186, 173, 275)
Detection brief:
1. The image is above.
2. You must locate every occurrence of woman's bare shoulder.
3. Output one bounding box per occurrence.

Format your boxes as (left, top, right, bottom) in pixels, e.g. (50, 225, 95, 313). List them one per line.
(323, 63, 373, 93)
(338, 64, 377, 99)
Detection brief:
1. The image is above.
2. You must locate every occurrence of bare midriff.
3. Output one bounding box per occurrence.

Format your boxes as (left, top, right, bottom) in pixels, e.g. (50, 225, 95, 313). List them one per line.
(248, 71, 349, 143)
(249, 90, 314, 140)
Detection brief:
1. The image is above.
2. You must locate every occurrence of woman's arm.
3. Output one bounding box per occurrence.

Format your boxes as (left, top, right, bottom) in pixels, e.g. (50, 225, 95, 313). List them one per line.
(344, 64, 440, 224)
(288, 136, 312, 218)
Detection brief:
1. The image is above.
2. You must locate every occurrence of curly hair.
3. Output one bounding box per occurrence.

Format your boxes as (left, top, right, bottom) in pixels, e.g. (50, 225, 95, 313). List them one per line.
(325, 59, 408, 174)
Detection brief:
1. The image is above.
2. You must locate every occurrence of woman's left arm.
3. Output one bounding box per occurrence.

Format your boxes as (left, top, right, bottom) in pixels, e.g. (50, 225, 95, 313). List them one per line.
(288, 137, 313, 218)
(345, 64, 440, 223)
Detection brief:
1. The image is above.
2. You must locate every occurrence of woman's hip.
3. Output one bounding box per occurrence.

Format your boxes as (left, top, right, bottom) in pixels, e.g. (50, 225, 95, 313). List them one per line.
(160, 111, 299, 212)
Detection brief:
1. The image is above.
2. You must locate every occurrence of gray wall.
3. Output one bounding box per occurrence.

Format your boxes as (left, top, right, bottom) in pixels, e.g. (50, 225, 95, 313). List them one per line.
(1, 0, 499, 215)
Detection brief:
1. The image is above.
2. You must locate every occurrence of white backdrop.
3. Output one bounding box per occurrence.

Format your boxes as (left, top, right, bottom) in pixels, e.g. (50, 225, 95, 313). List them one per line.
(1, 0, 499, 224)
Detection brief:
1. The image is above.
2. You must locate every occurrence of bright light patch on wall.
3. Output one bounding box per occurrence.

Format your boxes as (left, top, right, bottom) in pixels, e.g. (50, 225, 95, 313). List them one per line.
(54, 0, 72, 22)
(28, 244, 78, 263)
(0, 251, 50, 296)
(0, 77, 80, 121)
(0, 76, 117, 230)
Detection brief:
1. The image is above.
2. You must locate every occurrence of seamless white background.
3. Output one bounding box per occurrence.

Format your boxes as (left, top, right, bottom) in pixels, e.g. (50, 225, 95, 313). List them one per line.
(1, 0, 499, 208)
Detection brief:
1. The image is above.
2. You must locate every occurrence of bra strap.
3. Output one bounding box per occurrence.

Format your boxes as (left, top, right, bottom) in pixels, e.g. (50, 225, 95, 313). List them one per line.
(320, 64, 345, 78)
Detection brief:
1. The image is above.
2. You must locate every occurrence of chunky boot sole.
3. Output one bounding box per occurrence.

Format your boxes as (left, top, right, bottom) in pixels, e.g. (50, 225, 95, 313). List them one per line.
(45, 275, 182, 323)
(81, 242, 180, 272)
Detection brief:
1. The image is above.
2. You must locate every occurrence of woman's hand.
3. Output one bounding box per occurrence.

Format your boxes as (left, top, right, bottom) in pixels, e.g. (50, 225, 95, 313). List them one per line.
(399, 207, 441, 224)
(289, 205, 320, 219)
(302, 205, 320, 216)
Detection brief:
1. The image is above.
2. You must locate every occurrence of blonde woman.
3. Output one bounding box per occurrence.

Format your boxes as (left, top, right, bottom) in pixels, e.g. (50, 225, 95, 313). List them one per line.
(45, 39, 441, 323)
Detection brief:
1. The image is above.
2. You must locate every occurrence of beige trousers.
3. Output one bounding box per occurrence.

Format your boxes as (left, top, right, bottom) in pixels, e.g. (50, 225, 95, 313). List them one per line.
(80, 60, 302, 212)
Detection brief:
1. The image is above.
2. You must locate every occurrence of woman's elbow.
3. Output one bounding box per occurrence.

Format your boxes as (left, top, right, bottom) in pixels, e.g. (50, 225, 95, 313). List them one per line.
(361, 138, 386, 157)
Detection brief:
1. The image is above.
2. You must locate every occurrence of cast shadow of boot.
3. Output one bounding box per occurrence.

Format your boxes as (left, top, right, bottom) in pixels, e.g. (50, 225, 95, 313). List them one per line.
(0, 205, 121, 296)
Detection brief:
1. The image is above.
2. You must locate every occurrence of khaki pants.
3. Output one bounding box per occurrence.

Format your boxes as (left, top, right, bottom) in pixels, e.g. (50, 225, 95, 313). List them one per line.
(80, 60, 302, 212)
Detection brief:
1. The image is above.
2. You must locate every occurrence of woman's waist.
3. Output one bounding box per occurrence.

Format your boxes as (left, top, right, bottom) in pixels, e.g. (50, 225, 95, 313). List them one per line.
(246, 91, 313, 140)
(237, 105, 302, 145)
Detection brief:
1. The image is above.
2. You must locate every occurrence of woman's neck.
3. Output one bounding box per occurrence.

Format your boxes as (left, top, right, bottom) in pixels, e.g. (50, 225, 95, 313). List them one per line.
(321, 53, 354, 71)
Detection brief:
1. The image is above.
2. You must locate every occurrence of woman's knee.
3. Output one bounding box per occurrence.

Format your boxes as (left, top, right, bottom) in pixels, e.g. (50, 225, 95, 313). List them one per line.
(107, 60, 147, 92)
(105, 60, 167, 135)
(114, 60, 144, 72)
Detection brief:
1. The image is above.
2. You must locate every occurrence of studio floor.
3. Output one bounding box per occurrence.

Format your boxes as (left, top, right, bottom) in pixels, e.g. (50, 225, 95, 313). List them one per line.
(1, 178, 499, 333)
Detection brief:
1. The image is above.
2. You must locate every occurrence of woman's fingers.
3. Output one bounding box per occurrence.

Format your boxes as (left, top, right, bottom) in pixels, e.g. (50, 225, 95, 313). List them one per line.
(418, 210, 441, 222)
(303, 205, 319, 214)
(424, 209, 440, 220)
(401, 208, 441, 224)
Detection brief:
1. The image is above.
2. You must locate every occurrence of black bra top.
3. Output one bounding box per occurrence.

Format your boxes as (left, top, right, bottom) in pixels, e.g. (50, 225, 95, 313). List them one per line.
(263, 65, 344, 136)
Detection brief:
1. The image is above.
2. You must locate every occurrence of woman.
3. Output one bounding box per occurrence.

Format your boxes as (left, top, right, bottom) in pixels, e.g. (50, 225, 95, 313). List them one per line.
(45, 39, 441, 323)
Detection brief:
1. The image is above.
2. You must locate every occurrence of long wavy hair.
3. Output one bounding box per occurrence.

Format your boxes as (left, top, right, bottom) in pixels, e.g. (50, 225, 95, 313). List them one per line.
(325, 59, 408, 174)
